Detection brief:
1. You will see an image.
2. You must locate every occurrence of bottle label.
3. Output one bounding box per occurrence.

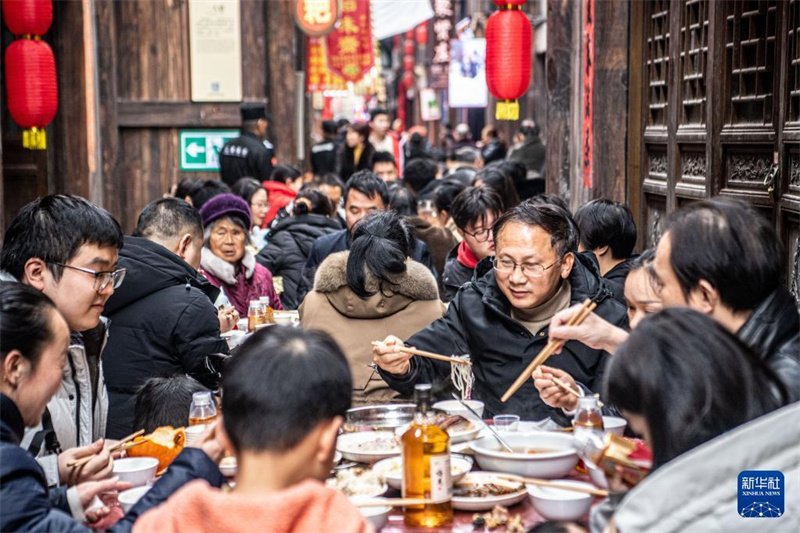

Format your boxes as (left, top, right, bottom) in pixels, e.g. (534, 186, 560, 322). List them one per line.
(429, 454, 452, 503)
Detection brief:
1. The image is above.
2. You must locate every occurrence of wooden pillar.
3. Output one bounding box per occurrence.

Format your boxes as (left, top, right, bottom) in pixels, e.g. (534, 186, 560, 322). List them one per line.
(626, 0, 644, 248)
(266, 0, 297, 166)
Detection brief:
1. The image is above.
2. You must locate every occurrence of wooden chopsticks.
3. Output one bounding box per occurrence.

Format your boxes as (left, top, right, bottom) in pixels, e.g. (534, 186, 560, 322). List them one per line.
(501, 299, 597, 403)
(372, 342, 472, 366)
(354, 498, 438, 508)
(498, 475, 609, 497)
(67, 429, 145, 469)
(553, 377, 582, 399)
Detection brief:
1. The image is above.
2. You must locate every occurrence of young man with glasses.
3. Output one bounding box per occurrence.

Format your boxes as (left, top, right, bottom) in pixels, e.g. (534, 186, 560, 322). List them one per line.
(0, 195, 125, 493)
(374, 202, 628, 421)
(441, 187, 503, 302)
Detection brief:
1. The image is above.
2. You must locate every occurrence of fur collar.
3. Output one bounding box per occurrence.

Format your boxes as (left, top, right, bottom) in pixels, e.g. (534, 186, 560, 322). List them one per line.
(201, 247, 256, 285)
(314, 251, 439, 301)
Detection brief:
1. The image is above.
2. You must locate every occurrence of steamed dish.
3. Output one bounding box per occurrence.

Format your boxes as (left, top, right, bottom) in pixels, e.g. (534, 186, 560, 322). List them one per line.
(325, 468, 386, 497)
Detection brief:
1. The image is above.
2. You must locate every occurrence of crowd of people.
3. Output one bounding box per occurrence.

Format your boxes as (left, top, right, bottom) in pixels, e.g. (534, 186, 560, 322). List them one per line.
(0, 102, 798, 532)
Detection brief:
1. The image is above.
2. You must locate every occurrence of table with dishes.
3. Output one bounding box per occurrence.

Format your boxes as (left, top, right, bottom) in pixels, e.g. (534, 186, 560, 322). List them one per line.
(329, 402, 626, 532)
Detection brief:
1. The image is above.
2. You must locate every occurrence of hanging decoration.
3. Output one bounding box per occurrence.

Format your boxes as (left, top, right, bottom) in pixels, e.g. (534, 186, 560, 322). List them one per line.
(325, 0, 374, 83)
(485, 0, 531, 120)
(415, 21, 429, 48)
(582, 0, 595, 188)
(294, 0, 339, 37)
(430, 0, 454, 89)
(2, 0, 58, 149)
(306, 36, 346, 93)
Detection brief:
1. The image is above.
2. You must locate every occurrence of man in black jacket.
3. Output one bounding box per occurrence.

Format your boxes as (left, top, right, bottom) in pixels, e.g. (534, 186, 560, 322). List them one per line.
(295, 171, 436, 304)
(310, 120, 339, 176)
(219, 103, 275, 186)
(103, 199, 229, 439)
(374, 203, 628, 420)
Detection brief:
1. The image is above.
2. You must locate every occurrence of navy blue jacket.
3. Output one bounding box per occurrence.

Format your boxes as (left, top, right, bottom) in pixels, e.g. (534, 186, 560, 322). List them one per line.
(0, 394, 225, 532)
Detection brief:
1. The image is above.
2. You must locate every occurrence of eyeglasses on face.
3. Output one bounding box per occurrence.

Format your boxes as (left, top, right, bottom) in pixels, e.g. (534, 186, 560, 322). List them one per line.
(48, 262, 126, 291)
(461, 226, 493, 243)
(491, 256, 561, 278)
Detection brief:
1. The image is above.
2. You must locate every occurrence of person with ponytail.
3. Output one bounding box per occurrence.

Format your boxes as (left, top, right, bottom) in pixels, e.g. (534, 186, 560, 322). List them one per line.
(299, 211, 445, 405)
(256, 188, 342, 309)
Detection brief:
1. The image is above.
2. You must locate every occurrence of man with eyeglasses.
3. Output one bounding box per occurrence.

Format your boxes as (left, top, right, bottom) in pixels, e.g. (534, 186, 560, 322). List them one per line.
(374, 202, 628, 421)
(0, 195, 125, 499)
(441, 187, 503, 302)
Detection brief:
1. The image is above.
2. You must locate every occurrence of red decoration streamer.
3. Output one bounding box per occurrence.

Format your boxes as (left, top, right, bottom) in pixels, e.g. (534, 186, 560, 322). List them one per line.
(582, 0, 595, 188)
(325, 0, 374, 83)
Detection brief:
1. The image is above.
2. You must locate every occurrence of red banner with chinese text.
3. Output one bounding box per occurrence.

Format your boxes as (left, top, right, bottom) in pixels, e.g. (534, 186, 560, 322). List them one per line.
(306, 37, 347, 93)
(325, 0, 374, 83)
(581, 0, 595, 189)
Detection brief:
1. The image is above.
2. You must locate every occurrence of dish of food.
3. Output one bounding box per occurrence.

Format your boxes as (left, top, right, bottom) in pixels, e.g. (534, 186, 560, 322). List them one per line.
(336, 431, 402, 463)
(451, 472, 528, 511)
(371, 454, 473, 490)
(394, 413, 481, 444)
(325, 467, 388, 498)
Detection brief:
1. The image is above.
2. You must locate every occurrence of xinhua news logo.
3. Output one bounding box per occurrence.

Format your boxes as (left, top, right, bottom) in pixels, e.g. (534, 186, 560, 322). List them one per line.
(738, 470, 784, 518)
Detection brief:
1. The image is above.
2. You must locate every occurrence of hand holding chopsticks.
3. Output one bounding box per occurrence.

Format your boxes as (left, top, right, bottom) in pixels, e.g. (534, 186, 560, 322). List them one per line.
(371, 340, 471, 366)
(501, 299, 597, 403)
(66, 429, 145, 469)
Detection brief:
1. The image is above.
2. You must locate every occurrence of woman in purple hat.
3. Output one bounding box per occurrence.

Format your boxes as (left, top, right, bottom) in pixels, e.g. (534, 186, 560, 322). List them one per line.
(198, 193, 283, 316)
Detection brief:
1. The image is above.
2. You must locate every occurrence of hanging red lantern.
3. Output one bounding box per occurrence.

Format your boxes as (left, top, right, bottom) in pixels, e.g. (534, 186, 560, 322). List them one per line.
(415, 22, 428, 47)
(2, 0, 52, 36)
(404, 38, 415, 57)
(402, 70, 414, 89)
(403, 55, 415, 72)
(486, 1, 531, 120)
(492, 0, 528, 6)
(5, 38, 58, 149)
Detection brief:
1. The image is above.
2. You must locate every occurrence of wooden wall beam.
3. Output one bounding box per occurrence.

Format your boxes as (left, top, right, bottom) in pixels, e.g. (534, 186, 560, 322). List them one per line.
(265, 0, 297, 165)
(116, 101, 262, 128)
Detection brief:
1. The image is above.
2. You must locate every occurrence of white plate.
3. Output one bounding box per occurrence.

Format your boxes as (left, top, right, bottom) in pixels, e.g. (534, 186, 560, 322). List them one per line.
(371, 455, 474, 490)
(452, 472, 528, 511)
(336, 431, 401, 463)
(334, 451, 342, 464)
(394, 420, 481, 444)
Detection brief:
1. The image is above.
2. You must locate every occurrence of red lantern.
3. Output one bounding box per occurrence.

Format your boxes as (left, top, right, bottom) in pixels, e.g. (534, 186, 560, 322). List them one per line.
(404, 38, 415, 57)
(2, 0, 52, 36)
(402, 70, 414, 89)
(486, 2, 531, 120)
(492, 0, 528, 6)
(415, 22, 428, 47)
(5, 39, 58, 149)
(403, 55, 415, 72)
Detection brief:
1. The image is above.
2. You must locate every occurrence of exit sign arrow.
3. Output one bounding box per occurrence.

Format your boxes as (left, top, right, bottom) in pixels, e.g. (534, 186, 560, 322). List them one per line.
(186, 142, 206, 158)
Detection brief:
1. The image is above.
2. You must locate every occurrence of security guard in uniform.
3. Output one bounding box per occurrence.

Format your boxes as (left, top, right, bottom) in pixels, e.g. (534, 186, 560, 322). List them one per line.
(219, 103, 275, 186)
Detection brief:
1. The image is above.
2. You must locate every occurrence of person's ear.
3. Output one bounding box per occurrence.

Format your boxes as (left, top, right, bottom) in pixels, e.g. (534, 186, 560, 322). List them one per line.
(314, 416, 343, 465)
(560, 252, 575, 279)
(23, 258, 48, 291)
(594, 245, 610, 258)
(175, 233, 193, 260)
(2, 350, 32, 389)
(688, 279, 718, 315)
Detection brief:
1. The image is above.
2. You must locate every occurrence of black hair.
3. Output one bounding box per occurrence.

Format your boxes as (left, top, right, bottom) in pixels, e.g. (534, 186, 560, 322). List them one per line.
(433, 180, 467, 214)
(449, 146, 480, 164)
(294, 188, 334, 217)
(387, 183, 419, 217)
(270, 164, 303, 185)
(403, 158, 438, 195)
(369, 107, 390, 122)
(174, 178, 203, 201)
(223, 326, 352, 452)
(606, 308, 788, 469)
(312, 173, 346, 190)
(231, 177, 266, 206)
(450, 187, 503, 231)
(526, 523, 575, 533)
(371, 151, 397, 168)
(495, 160, 527, 184)
(446, 168, 477, 187)
(574, 199, 637, 260)
(133, 376, 209, 434)
(405, 133, 433, 163)
(474, 167, 521, 210)
(322, 120, 338, 135)
(347, 211, 415, 299)
(191, 180, 231, 210)
(629, 247, 656, 274)
(344, 170, 390, 207)
(0, 195, 123, 282)
(665, 198, 783, 311)
(524, 193, 570, 214)
(520, 121, 541, 137)
(0, 282, 60, 369)
(134, 197, 203, 241)
(336, 118, 350, 130)
(493, 202, 578, 258)
(348, 121, 371, 141)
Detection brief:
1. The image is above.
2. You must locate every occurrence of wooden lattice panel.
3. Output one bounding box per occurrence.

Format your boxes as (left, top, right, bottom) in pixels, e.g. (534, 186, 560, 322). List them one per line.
(788, 0, 800, 124)
(680, 0, 709, 125)
(645, 0, 671, 127)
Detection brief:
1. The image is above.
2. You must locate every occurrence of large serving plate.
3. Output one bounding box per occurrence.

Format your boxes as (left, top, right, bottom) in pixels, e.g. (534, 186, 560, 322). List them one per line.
(336, 431, 401, 463)
(344, 404, 416, 432)
(371, 454, 473, 490)
(452, 472, 528, 511)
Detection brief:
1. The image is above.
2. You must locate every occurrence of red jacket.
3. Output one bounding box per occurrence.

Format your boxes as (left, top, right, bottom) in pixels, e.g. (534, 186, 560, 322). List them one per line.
(262, 180, 297, 227)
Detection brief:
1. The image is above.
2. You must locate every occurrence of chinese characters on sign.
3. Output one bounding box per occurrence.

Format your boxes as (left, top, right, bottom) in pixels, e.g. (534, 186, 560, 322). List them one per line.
(581, 0, 594, 189)
(188, 0, 243, 102)
(294, 0, 339, 36)
(325, 0, 374, 83)
(306, 37, 346, 93)
(430, 0, 454, 89)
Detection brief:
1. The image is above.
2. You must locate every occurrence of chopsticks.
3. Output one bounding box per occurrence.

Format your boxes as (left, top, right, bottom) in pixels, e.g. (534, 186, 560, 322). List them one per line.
(498, 475, 609, 497)
(501, 299, 597, 403)
(552, 377, 606, 408)
(354, 498, 438, 508)
(372, 342, 472, 366)
(66, 429, 145, 469)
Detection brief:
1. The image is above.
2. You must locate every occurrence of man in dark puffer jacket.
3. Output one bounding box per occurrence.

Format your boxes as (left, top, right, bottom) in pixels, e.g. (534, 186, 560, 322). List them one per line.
(103, 199, 229, 439)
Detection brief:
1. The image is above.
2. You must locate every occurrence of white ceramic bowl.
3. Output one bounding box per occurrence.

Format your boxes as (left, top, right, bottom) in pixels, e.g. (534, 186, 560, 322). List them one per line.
(118, 486, 150, 513)
(432, 400, 485, 424)
(221, 330, 245, 350)
(453, 472, 528, 511)
(587, 463, 609, 489)
(352, 498, 391, 531)
(219, 456, 237, 477)
(527, 480, 594, 521)
(602, 416, 627, 436)
(336, 431, 401, 463)
(470, 433, 578, 479)
(112, 457, 158, 487)
(273, 311, 298, 326)
(372, 455, 473, 490)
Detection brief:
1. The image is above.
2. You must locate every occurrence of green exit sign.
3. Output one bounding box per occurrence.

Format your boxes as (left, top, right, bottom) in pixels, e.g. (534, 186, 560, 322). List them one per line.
(179, 129, 239, 171)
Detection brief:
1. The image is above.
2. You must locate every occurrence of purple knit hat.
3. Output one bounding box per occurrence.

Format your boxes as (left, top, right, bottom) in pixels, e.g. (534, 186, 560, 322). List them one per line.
(199, 193, 252, 229)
